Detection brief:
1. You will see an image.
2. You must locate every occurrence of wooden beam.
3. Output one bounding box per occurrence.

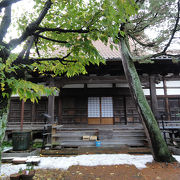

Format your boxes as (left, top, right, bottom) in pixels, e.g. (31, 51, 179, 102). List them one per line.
(60, 88, 131, 96)
(149, 75, 160, 120)
(54, 76, 127, 87)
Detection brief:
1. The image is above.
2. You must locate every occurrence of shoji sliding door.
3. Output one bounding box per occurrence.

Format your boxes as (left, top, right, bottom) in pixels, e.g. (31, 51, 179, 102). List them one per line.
(88, 97, 113, 124)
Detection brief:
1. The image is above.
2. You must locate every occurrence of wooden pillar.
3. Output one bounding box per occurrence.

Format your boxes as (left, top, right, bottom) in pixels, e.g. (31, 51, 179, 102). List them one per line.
(48, 95, 55, 124)
(123, 96, 127, 124)
(51, 124, 57, 145)
(20, 100, 25, 130)
(32, 103, 36, 123)
(84, 84, 88, 124)
(48, 79, 55, 124)
(58, 95, 62, 124)
(163, 77, 170, 120)
(149, 75, 160, 120)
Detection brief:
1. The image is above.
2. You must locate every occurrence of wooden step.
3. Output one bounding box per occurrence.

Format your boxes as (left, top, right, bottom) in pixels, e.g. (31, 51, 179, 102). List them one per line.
(52, 124, 146, 148)
(60, 140, 145, 147)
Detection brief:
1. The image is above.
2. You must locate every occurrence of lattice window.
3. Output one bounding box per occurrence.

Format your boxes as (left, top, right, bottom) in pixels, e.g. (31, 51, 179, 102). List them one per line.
(88, 97, 100, 117)
(88, 97, 113, 118)
(101, 97, 113, 117)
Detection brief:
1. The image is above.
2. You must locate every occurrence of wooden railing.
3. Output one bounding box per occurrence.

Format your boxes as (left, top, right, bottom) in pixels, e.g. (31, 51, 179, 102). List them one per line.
(158, 120, 180, 145)
(7, 121, 46, 130)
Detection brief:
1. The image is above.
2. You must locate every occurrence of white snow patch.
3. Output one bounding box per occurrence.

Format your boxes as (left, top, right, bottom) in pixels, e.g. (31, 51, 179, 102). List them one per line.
(1, 154, 180, 177)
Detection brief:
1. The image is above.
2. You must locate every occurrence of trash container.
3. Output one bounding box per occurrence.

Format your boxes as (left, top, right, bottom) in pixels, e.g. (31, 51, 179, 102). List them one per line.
(12, 131, 31, 151)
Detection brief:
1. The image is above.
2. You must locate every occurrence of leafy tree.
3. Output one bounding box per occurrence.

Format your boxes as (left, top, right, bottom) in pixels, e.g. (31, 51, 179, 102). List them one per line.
(0, 0, 179, 170)
(0, 0, 137, 170)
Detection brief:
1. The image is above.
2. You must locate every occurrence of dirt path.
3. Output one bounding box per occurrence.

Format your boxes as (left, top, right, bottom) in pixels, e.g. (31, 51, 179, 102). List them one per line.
(33, 162, 180, 180)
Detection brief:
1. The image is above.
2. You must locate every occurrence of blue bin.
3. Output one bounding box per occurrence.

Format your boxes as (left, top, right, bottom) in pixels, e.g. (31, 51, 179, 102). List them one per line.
(96, 141, 101, 147)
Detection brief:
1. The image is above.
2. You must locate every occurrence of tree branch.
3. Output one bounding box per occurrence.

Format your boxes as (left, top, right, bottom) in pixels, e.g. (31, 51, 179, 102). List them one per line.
(163, 0, 180, 53)
(7, 0, 52, 50)
(33, 33, 68, 44)
(129, 34, 156, 47)
(13, 36, 35, 64)
(14, 52, 74, 65)
(130, 1, 180, 62)
(37, 27, 90, 34)
(34, 37, 40, 57)
(25, 36, 35, 60)
(0, 4, 11, 42)
(0, 0, 52, 61)
(0, 0, 21, 12)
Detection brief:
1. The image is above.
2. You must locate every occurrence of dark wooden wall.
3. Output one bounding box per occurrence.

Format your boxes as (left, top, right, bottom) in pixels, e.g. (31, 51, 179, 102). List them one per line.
(60, 95, 141, 125)
(157, 97, 180, 120)
(61, 96, 87, 124)
(8, 97, 59, 123)
(8, 93, 180, 125)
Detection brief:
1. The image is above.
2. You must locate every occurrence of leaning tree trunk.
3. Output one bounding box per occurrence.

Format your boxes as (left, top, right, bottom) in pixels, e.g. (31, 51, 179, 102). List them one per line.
(119, 37, 176, 162)
(0, 91, 11, 173)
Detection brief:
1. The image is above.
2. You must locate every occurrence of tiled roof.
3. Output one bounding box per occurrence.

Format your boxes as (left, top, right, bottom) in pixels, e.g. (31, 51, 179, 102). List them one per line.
(92, 40, 121, 60)
(50, 40, 178, 61)
(92, 41, 178, 61)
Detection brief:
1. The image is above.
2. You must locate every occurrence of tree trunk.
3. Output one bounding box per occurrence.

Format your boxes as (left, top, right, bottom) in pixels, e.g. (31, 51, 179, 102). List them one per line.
(0, 91, 11, 173)
(119, 37, 176, 162)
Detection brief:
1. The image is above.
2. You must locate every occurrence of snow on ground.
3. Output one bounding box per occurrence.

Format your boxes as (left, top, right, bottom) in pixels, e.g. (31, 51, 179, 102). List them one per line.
(1, 154, 180, 177)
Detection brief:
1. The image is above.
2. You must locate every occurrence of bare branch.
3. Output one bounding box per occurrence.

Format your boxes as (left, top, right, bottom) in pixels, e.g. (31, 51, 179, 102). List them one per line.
(129, 34, 155, 47)
(130, 1, 180, 62)
(0, 4, 11, 42)
(0, 0, 21, 12)
(163, 0, 180, 53)
(130, 12, 158, 35)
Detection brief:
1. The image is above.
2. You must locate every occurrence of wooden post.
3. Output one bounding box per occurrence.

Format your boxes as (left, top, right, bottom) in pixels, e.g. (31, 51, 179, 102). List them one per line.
(58, 95, 62, 124)
(32, 103, 36, 123)
(51, 124, 56, 145)
(20, 100, 25, 131)
(48, 95, 55, 124)
(163, 78, 170, 120)
(84, 84, 88, 124)
(149, 75, 159, 120)
(48, 79, 55, 124)
(123, 96, 127, 124)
